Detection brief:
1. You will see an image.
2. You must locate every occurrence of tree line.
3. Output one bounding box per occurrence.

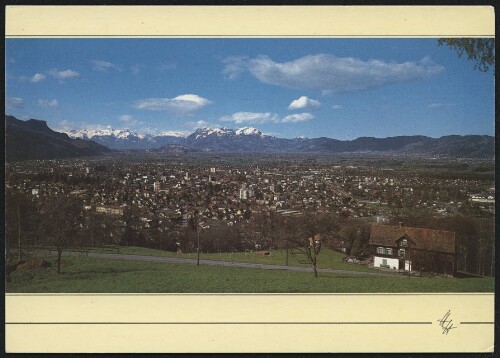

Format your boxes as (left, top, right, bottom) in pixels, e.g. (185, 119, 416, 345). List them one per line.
(6, 189, 494, 277)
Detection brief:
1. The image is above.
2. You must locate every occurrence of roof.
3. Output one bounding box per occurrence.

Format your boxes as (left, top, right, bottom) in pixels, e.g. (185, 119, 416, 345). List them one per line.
(369, 224, 455, 254)
(96, 205, 125, 210)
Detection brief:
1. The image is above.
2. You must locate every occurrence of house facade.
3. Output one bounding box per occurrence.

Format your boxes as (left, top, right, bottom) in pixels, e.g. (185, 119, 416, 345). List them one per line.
(96, 204, 126, 216)
(369, 224, 456, 276)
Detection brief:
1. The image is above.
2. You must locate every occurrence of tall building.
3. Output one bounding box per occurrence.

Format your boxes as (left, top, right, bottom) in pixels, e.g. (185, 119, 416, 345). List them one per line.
(239, 187, 248, 200)
(239, 185, 254, 200)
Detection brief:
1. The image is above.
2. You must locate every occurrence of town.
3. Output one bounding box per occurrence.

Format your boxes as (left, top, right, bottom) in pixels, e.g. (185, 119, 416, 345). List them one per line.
(6, 152, 495, 281)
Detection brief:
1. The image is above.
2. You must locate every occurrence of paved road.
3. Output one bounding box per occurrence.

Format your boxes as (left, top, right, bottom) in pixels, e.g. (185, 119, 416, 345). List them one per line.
(59, 251, 399, 277)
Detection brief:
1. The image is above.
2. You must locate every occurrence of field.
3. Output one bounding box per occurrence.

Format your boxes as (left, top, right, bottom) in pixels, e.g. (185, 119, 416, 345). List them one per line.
(115, 246, 380, 273)
(6, 254, 494, 293)
(30, 246, 385, 273)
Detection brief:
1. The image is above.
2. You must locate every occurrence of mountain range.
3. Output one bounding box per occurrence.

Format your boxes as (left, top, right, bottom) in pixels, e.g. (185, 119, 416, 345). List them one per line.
(5, 115, 111, 161)
(65, 128, 187, 150)
(6, 115, 495, 160)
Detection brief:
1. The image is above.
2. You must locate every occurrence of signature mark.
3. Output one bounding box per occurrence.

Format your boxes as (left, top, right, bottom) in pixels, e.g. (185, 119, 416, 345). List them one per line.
(437, 310, 457, 335)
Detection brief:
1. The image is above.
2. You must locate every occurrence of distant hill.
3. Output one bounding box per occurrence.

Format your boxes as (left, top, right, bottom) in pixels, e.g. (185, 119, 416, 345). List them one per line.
(182, 128, 494, 158)
(398, 135, 495, 158)
(54, 120, 495, 158)
(154, 144, 199, 154)
(6, 115, 112, 161)
(290, 135, 430, 153)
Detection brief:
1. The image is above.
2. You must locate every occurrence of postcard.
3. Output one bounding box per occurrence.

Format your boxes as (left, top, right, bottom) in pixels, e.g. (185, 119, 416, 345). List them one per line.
(5, 5, 495, 353)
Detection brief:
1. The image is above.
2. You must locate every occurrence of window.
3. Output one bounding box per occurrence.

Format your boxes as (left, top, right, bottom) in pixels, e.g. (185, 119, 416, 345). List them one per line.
(377, 247, 384, 254)
(385, 248, 392, 255)
(401, 239, 408, 247)
(398, 249, 405, 257)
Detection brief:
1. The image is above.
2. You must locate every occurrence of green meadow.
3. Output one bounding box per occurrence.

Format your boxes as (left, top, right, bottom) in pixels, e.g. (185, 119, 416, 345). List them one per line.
(115, 246, 381, 273)
(6, 253, 494, 293)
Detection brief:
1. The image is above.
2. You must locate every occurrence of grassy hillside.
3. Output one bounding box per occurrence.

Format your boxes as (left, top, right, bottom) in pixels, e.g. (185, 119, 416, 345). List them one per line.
(6, 255, 494, 293)
(110, 247, 381, 273)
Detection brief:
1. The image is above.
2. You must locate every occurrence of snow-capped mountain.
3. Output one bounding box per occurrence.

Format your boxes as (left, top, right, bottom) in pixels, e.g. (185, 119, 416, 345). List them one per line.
(235, 127, 262, 136)
(158, 131, 189, 138)
(63, 128, 185, 150)
(66, 128, 148, 140)
(185, 127, 283, 151)
(190, 127, 233, 139)
(189, 127, 264, 140)
(62, 126, 267, 150)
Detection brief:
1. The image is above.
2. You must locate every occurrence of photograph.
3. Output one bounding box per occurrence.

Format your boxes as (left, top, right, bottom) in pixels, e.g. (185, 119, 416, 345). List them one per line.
(4, 5, 495, 353)
(5, 36, 494, 294)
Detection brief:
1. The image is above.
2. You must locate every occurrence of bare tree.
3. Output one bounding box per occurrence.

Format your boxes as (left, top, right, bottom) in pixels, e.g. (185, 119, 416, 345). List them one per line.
(121, 205, 143, 247)
(298, 234, 323, 278)
(39, 195, 84, 274)
(187, 210, 203, 265)
(288, 213, 339, 278)
(5, 190, 39, 264)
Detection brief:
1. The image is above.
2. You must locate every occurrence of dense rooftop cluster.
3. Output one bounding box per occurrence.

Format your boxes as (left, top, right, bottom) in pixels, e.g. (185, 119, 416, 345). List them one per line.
(6, 156, 494, 234)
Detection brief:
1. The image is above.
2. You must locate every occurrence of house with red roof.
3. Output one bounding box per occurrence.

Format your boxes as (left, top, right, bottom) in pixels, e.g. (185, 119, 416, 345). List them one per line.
(369, 224, 456, 276)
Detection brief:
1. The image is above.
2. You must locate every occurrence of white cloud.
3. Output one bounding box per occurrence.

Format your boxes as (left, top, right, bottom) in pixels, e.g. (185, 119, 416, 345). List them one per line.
(49, 69, 80, 79)
(57, 119, 72, 131)
(288, 96, 321, 110)
(55, 120, 105, 132)
(222, 56, 249, 79)
(6, 97, 23, 108)
(332, 104, 343, 109)
(220, 112, 279, 124)
(427, 102, 455, 109)
(119, 114, 135, 123)
(186, 120, 216, 129)
(57, 119, 108, 133)
(224, 54, 443, 93)
(219, 111, 315, 124)
(81, 123, 113, 131)
(92, 60, 122, 72)
(30, 73, 47, 83)
(130, 64, 145, 75)
(134, 94, 212, 114)
(58, 121, 123, 133)
(37, 99, 58, 108)
(281, 112, 315, 123)
(118, 114, 144, 127)
(119, 114, 133, 122)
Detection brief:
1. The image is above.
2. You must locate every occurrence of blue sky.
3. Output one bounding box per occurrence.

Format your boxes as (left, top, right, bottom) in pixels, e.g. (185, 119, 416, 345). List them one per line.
(5, 38, 494, 139)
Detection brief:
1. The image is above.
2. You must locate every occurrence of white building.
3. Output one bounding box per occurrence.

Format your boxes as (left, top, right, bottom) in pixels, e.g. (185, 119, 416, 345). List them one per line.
(239, 185, 254, 200)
